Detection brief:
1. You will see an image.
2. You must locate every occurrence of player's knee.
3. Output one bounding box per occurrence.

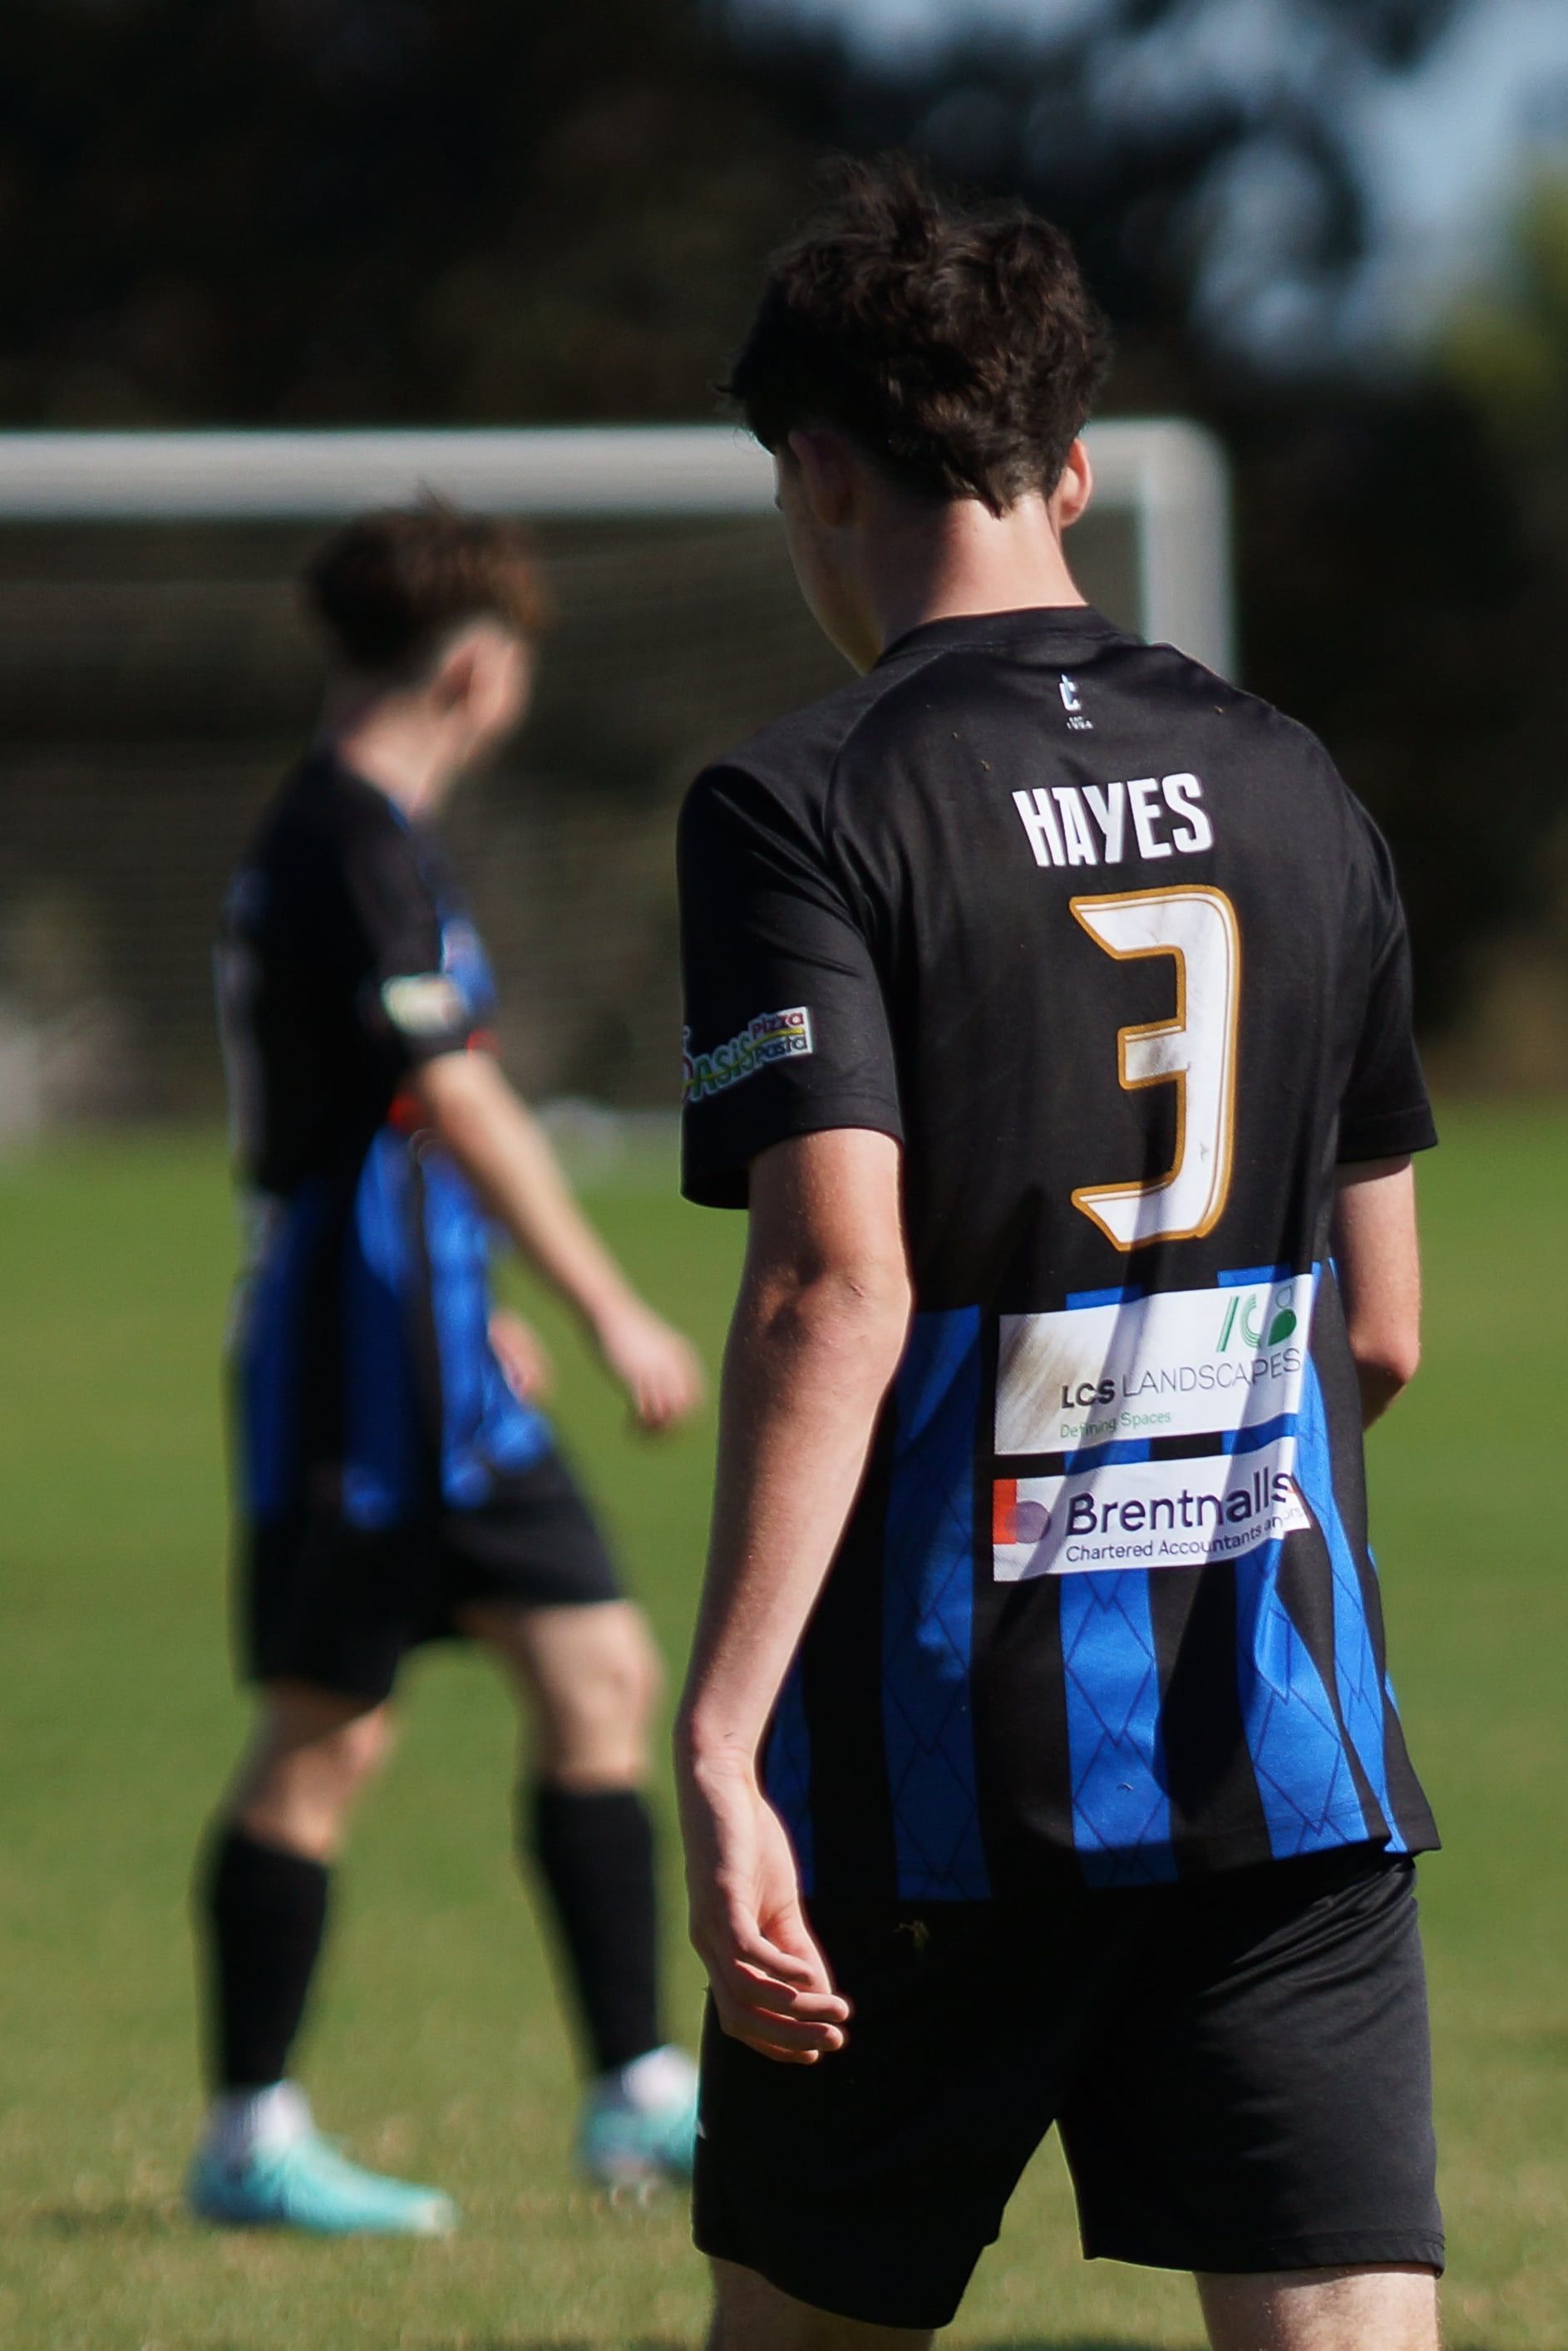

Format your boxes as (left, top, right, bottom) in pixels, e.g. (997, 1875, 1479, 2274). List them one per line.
(237, 1699, 395, 1855)
(537, 1618, 660, 1778)
(619, 1611, 665, 1728)
(278, 1700, 395, 1806)
(326, 1705, 396, 1793)
(574, 1612, 662, 1729)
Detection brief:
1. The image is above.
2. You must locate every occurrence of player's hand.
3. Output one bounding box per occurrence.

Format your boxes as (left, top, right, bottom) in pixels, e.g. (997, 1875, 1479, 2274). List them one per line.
(489, 1307, 553, 1402)
(678, 1749, 850, 2065)
(592, 1297, 703, 1433)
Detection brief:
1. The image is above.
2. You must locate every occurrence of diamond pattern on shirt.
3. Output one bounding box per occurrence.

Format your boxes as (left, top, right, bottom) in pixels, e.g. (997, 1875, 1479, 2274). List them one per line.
(1060, 1570, 1178, 1886)
(881, 1308, 989, 1900)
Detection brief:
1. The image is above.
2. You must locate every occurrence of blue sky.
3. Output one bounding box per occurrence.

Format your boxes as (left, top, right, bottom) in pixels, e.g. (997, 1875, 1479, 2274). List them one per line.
(737, 0, 1568, 347)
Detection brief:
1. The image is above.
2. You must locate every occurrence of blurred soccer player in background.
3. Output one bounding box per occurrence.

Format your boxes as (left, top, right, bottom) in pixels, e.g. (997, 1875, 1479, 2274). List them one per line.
(192, 504, 703, 2235)
(676, 162, 1442, 2349)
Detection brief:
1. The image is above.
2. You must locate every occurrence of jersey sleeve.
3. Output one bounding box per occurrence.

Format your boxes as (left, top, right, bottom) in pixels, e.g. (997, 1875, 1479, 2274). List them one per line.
(341, 807, 474, 1069)
(678, 764, 903, 1209)
(1338, 811, 1437, 1164)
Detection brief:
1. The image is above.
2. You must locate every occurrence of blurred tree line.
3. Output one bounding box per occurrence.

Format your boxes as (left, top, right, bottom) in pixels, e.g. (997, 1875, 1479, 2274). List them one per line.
(2, 0, 1566, 1072)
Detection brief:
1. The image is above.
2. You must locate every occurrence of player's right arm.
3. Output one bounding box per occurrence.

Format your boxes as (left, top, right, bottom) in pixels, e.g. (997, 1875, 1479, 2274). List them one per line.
(1331, 1156, 1422, 1427)
(674, 763, 909, 2062)
(412, 1048, 701, 1433)
(340, 795, 699, 1434)
(677, 1126, 909, 2063)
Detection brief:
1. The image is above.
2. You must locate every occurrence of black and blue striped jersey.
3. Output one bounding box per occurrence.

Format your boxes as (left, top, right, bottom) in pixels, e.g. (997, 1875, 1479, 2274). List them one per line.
(217, 752, 551, 1537)
(678, 604, 1438, 1897)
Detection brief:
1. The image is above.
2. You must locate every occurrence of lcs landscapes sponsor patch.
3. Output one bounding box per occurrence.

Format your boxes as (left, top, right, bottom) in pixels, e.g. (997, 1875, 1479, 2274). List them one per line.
(683, 1008, 813, 1106)
(996, 1274, 1314, 1456)
(994, 1441, 1312, 1582)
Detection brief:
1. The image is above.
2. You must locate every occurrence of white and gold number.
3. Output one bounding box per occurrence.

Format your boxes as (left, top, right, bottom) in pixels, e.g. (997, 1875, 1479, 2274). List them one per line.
(1069, 885, 1241, 1251)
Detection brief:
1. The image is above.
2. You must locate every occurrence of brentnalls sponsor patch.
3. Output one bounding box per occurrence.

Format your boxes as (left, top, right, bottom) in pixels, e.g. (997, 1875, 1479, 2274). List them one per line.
(994, 1443, 1312, 1581)
(683, 1007, 813, 1105)
(381, 973, 466, 1038)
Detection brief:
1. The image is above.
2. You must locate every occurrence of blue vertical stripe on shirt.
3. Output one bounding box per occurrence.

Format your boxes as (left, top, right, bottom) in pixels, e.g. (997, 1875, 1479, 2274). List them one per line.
(341, 1131, 424, 1529)
(1233, 1536, 1368, 1858)
(421, 1148, 551, 1509)
(1059, 1569, 1178, 1885)
(1294, 1357, 1403, 1851)
(881, 1307, 990, 1900)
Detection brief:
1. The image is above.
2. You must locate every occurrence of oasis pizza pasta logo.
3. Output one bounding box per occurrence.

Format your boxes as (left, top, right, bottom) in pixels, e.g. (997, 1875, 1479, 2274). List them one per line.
(683, 1008, 814, 1106)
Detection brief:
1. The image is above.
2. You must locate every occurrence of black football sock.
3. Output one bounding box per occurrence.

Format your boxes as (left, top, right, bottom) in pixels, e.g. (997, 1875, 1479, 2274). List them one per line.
(196, 1823, 332, 2092)
(525, 1783, 662, 2075)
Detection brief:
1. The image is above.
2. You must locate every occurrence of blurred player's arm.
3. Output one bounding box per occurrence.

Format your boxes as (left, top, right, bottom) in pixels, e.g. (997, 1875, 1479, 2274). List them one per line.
(1332, 1154, 1421, 1427)
(486, 1303, 553, 1404)
(412, 1048, 701, 1432)
(675, 1126, 910, 2065)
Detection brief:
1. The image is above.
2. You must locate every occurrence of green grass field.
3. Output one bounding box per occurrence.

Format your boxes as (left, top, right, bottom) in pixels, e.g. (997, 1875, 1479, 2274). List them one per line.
(0, 1106, 1564, 2350)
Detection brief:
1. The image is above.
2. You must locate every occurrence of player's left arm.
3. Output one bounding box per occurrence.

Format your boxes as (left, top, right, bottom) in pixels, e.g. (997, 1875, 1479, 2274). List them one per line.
(413, 1047, 702, 1432)
(675, 1125, 910, 2065)
(1332, 1154, 1421, 1427)
(1330, 802, 1434, 1429)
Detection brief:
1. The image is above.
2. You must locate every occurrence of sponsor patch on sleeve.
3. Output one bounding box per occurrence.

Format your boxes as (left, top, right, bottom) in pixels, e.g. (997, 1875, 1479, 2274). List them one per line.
(380, 973, 467, 1039)
(683, 1007, 814, 1106)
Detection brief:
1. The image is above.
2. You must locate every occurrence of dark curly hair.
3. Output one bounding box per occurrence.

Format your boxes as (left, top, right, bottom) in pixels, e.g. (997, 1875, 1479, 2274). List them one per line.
(724, 156, 1111, 514)
(303, 497, 549, 676)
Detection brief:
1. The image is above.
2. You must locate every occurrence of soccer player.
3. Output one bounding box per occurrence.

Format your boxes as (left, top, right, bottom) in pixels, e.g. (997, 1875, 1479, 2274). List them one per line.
(191, 504, 704, 2235)
(675, 163, 1443, 2350)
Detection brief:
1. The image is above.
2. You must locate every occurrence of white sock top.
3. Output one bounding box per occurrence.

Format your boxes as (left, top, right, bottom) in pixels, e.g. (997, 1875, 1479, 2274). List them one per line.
(604, 2043, 698, 2115)
(205, 2079, 313, 2166)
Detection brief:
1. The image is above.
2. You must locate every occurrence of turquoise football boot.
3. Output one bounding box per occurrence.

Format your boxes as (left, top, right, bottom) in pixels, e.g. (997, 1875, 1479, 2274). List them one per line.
(577, 2047, 700, 2192)
(188, 2130, 457, 2235)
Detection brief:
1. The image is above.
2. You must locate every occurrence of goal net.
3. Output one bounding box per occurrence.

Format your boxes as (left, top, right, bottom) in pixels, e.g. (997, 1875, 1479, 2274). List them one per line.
(0, 425, 1231, 1137)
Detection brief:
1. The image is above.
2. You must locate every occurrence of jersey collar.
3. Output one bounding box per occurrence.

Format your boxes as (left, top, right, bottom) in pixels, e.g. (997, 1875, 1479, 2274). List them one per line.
(877, 604, 1127, 665)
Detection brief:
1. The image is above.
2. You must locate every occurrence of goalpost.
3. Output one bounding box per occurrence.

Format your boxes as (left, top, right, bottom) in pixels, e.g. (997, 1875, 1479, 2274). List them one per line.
(0, 421, 1233, 670)
(0, 423, 1233, 1135)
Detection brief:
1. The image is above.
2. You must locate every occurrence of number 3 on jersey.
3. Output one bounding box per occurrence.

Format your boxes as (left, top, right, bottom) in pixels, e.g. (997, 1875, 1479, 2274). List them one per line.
(1069, 885, 1241, 1251)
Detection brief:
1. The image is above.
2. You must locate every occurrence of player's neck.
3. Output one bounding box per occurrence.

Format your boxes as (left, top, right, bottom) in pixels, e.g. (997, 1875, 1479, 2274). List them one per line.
(320, 692, 459, 820)
(862, 490, 1087, 660)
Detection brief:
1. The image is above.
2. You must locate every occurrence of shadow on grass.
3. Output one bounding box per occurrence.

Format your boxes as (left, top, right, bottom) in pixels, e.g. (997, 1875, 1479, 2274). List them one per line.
(163, 2335, 1551, 2351)
(27, 2197, 182, 2237)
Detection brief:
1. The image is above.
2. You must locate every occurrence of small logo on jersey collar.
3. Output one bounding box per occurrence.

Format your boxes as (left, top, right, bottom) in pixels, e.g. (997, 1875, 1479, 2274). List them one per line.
(1059, 675, 1093, 732)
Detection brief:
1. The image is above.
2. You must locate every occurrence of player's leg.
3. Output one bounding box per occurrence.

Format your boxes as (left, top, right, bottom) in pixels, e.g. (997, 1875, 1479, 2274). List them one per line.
(464, 1593, 698, 2185)
(229, 1675, 396, 1858)
(190, 1679, 454, 2235)
(1197, 2263, 1440, 2349)
(196, 1680, 394, 2118)
(708, 2259, 934, 2351)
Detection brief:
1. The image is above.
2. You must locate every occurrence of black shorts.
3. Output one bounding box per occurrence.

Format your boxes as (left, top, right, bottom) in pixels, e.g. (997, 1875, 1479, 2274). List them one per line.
(694, 1849, 1442, 2331)
(240, 1447, 624, 1705)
